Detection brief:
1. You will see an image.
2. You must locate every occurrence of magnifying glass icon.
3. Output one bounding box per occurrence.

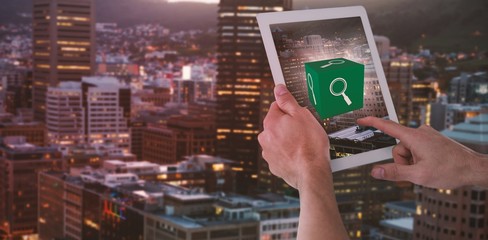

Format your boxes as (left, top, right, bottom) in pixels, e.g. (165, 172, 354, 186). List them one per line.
(307, 73, 317, 105)
(330, 77, 352, 105)
(321, 59, 345, 68)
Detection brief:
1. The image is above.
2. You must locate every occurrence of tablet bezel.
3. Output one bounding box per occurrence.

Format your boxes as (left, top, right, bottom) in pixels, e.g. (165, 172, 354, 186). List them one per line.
(257, 6, 399, 172)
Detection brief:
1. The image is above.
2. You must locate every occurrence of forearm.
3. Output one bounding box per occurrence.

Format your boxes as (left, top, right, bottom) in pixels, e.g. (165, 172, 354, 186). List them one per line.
(297, 166, 348, 240)
(467, 152, 488, 187)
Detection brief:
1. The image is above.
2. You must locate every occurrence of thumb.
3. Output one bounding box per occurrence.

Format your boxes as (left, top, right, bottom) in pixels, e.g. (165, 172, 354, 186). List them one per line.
(371, 163, 412, 182)
(274, 84, 300, 115)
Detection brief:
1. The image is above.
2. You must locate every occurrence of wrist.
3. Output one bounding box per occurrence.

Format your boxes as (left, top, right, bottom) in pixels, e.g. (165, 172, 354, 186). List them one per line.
(296, 158, 332, 193)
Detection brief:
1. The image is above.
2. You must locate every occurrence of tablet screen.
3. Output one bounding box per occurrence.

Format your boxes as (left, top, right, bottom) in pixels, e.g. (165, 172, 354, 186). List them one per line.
(269, 17, 396, 160)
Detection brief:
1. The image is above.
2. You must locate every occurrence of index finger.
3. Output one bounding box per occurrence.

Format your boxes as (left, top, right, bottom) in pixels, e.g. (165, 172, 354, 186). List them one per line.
(357, 117, 413, 142)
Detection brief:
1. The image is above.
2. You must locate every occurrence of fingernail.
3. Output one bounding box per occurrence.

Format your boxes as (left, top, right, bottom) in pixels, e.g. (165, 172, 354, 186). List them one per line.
(372, 168, 384, 179)
(275, 84, 287, 96)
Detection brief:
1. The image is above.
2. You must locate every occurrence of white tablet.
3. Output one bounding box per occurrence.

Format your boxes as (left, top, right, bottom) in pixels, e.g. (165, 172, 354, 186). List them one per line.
(257, 6, 399, 172)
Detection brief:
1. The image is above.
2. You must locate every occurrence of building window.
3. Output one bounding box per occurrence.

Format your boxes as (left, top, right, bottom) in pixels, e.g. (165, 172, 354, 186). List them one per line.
(469, 218, 476, 228)
(471, 190, 479, 200)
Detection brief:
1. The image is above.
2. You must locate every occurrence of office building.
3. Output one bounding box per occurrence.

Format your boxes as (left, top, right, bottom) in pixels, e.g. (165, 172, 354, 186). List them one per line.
(0, 137, 62, 240)
(411, 79, 438, 127)
(103, 154, 252, 194)
(1, 68, 33, 115)
(38, 168, 299, 240)
(46, 77, 131, 152)
(449, 72, 488, 104)
(216, 0, 292, 172)
(413, 112, 488, 239)
(63, 145, 102, 170)
(382, 58, 414, 126)
(46, 81, 85, 146)
(83, 76, 131, 151)
(374, 35, 391, 62)
(372, 201, 415, 240)
(32, 0, 95, 122)
(142, 114, 215, 165)
(0, 115, 47, 147)
(426, 103, 482, 131)
(135, 87, 171, 107)
(130, 119, 146, 160)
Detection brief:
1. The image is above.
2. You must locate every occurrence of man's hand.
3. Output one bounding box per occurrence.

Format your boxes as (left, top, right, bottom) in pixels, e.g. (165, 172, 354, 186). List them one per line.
(358, 117, 488, 189)
(259, 84, 348, 240)
(258, 84, 331, 190)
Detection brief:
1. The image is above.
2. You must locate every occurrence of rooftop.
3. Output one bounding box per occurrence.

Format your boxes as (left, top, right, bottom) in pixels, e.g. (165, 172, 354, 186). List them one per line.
(380, 217, 413, 233)
(442, 113, 488, 144)
(384, 201, 416, 213)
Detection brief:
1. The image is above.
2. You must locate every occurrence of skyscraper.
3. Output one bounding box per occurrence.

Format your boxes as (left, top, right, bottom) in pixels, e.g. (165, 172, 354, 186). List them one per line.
(46, 77, 131, 152)
(216, 0, 292, 173)
(0, 136, 62, 239)
(32, 0, 95, 122)
(413, 112, 488, 239)
(382, 58, 414, 126)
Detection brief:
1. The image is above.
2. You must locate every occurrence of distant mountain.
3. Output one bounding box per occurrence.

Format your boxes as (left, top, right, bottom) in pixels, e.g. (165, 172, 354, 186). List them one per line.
(1, 0, 487, 52)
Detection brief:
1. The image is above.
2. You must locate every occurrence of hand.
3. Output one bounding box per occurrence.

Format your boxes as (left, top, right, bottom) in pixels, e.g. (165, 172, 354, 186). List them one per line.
(357, 116, 488, 189)
(258, 84, 331, 190)
(259, 84, 348, 239)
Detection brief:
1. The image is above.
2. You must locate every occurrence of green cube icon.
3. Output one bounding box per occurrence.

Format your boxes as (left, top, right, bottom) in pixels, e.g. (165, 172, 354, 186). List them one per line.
(304, 58, 364, 119)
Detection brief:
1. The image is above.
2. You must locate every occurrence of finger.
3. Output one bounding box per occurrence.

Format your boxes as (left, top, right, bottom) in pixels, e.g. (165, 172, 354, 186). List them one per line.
(371, 163, 414, 182)
(392, 143, 412, 165)
(274, 84, 300, 115)
(263, 102, 284, 129)
(357, 117, 413, 143)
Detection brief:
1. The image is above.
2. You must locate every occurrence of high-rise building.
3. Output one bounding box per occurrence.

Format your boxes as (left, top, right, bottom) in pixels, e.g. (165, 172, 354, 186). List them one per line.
(216, 0, 292, 172)
(411, 79, 438, 127)
(413, 112, 488, 239)
(372, 201, 416, 240)
(449, 72, 488, 104)
(46, 77, 131, 152)
(46, 81, 85, 146)
(382, 58, 414, 126)
(374, 35, 391, 62)
(1, 68, 33, 114)
(426, 103, 482, 131)
(0, 136, 62, 239)
(32, 0, 95, 122)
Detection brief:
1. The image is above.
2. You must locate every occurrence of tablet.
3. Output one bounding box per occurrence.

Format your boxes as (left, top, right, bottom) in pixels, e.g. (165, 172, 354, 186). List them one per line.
(257, 6, 399, 172)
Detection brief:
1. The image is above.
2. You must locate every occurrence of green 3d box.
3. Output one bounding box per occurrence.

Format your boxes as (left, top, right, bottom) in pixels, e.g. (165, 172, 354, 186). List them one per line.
(304, 58, 364, 119)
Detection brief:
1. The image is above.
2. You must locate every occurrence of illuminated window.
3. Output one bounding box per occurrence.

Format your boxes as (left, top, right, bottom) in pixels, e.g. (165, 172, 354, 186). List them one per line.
(237, 6, 263, 11)
(57, 65, 90, 70)
(157, 174, 167, 180)
(212, 163, 225, 172)
(265, 6, 284, 11)
(36, 64, 50, 69)
(57, 41, 90, 46)
(35, 40, 50, 44)
(57, 16, 89, 22)
(57, 22, 73, 27)
(35, 52, 50, 57)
